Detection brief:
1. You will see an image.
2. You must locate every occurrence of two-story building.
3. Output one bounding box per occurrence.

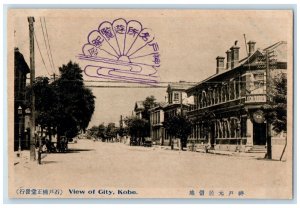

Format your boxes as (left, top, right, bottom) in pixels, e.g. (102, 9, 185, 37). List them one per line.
(149, 102, 168, 145)
(163, 82, 194, 147)
(149, 82, 194, 146)
(186, 40, 287, 153)
(134, 101, 144, 119)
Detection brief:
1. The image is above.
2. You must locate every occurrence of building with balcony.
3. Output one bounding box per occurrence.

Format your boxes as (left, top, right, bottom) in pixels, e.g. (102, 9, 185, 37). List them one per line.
(186, 41, 287, 153)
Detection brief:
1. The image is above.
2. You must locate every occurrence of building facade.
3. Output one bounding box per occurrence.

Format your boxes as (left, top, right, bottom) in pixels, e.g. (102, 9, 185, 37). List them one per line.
(186, 41, 287, 153)
(149, 82, 194, 146)
(149, 102, 167, 145)
(14, 48, 30, 151)
(134, 101, 144, 119)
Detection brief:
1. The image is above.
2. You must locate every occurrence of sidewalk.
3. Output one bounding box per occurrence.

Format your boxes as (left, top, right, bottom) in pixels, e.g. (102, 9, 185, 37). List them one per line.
(14, 150, 49, 167)
(154, 144, 265, 159)
(14, 150, 30, 166)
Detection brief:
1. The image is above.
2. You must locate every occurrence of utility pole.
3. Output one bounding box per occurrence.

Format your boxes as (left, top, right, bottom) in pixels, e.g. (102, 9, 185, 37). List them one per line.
(266, 49, 272, 159)
(53, 73, 56, 81)
(28, 17, 36, 161)
(180, 91, 183, 116)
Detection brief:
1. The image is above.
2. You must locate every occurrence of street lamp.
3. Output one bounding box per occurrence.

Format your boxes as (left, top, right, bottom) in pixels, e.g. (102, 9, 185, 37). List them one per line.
(17, 106, 23, 157)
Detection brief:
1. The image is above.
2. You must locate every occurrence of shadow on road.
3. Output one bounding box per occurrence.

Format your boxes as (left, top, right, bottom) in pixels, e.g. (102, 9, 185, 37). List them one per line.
(67, 148, 95, 153)
(256, 158, 282, 162)
(46, 148, 95, 154)
(42, 161, 59, 164)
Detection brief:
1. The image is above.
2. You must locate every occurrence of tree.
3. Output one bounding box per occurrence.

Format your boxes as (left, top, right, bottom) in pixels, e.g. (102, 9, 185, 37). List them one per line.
(25, 76, 57, 140)
(271, 73, 287, 133)
(97, 123, 106, 141)
(262, 73, 287, 159)
(164, 114, 192, 150)
(87, 123, 106, 141)
(142, 95, 157, 120)
(270, 73, 287, 161)
(200, 111, 216, 148)
(87, 125, 98, 139)
(124, 116, 149, 145)
(106, 123, 117, 142)
(26, 61, 95, 143)
(53, 61, 95, 140)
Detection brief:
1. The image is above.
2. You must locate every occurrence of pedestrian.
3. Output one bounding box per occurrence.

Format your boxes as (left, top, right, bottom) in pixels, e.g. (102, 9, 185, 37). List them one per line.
(35, 133, 42, 165)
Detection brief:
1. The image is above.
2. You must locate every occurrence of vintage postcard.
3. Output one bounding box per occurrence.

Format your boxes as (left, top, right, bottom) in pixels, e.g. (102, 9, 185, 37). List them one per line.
(7, 9, 294, 199)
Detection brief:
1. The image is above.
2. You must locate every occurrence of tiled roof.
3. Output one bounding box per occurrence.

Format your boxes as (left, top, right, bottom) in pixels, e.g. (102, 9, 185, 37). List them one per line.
(134, 101, 144, 111)
(149, 102, 168, 111)
(167, 82, 196, 91)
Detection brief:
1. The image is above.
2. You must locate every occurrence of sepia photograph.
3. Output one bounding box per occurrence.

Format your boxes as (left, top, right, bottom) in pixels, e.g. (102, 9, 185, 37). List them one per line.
(7, 8, 293, 199)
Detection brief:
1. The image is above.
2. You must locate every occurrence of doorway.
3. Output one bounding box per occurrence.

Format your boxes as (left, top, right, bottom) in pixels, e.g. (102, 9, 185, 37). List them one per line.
(253, 122, 267, 145)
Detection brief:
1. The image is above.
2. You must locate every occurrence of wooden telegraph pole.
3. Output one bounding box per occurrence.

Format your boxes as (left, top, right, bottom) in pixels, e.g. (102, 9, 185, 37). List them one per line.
(28, 17, 36, 161)
(266, 49, 272, 159)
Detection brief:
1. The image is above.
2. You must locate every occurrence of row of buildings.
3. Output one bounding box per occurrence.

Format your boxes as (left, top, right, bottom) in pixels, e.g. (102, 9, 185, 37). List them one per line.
(135, 40, 287, 154)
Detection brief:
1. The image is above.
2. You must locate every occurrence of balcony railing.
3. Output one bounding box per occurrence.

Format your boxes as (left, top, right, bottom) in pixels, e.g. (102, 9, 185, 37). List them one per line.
(187, 97, 245, 112)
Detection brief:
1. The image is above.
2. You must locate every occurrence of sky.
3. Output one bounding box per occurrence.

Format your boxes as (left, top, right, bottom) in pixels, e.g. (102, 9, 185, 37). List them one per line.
(12, 9, 292, 127)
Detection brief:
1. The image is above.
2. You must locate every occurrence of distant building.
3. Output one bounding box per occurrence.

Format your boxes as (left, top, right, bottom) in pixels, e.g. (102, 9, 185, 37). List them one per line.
(14, 48, 30, 151)
(149, 102, 168, 144)
(134, 101, 144, 119)
(163, 82, 194, 146)
(149, 82, 195, 146)
(186, 41, 287, 153)
(166, 82, 194, 105)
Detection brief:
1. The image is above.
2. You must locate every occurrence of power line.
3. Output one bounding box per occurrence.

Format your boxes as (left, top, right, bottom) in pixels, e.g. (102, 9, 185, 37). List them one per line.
(40, 17, 55, 74)
(43, 17, 57, 74)
(33, 31, 51, 76)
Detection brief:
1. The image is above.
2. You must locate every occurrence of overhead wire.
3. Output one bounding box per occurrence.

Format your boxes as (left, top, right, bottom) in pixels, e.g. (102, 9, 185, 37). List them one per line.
(43, 17, 57, 74)
(33, 31, 51, 76)
(40, 17, 55, 74)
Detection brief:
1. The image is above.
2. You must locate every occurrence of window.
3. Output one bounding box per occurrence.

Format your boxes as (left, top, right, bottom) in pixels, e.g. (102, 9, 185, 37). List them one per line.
(202, 91, 207, 107)
(230, 81, 235, 100)
(198, 94, 202, 109)
(212, 89, 216, 105)
(226, 84, 230, 101)
(174, 92, 179, 101)
(221, 86, 225, 102)
(235, 80, 240, 98)
(158, 111, 160, 123)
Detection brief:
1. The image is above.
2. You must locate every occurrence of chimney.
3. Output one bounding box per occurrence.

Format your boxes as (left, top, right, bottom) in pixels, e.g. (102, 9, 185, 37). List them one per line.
(216, 56, 225, 73)
(226, 50, 232, 69)
(230, 41, 240, 69)
(247, 41, 256, 56)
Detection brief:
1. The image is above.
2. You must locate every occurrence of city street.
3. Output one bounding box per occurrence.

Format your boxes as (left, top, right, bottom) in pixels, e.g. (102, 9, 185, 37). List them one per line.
(13, 139, 291, 198)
